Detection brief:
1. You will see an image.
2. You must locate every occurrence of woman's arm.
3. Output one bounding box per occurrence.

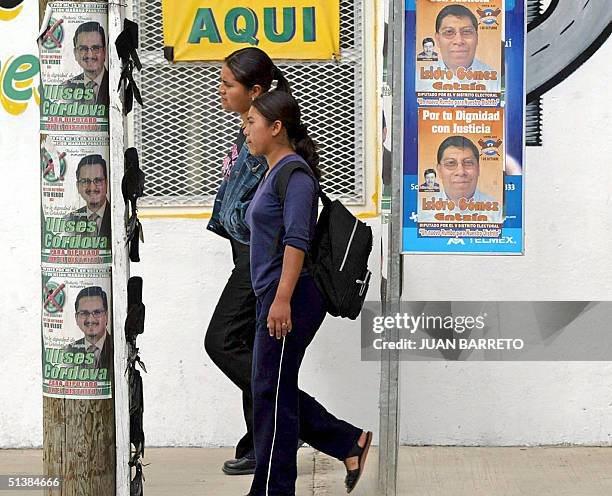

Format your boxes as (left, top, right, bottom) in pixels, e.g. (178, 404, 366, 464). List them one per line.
(267, 246, 304, 339)
(267, 170, 317, 339)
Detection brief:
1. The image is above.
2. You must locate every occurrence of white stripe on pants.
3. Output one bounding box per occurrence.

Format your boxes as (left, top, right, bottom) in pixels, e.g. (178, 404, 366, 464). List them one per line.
(265, 336, 286, 496)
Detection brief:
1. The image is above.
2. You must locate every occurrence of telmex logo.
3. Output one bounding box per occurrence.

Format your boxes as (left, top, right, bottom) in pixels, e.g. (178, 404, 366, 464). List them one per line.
(0, 0, 25, 22)
(473, 237, 516, 245)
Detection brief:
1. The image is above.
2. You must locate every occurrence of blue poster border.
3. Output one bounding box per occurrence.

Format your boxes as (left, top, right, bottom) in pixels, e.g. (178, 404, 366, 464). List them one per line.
(402, 0, 525, 254)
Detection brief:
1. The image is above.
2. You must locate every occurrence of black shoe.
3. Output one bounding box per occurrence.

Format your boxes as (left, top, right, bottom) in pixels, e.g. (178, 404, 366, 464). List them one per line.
(222, 453, 256, 475)
(344, 431, 373, 494)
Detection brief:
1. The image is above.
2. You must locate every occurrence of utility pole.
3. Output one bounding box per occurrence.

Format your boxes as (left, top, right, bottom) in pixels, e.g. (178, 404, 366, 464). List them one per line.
(378, 0, 403, 493)
(38, 1, 116, 494)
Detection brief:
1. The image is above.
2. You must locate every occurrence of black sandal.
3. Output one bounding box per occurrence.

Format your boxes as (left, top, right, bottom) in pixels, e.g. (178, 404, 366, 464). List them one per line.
(344, 431, 373, 493)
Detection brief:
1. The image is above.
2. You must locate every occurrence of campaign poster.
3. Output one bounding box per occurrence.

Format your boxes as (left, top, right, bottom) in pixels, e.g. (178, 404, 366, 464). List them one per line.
(416, 107, 504, 230)
(415, 0, 503, 102)
(38, 2, 109, 133)
(41, 265, 113, 399)
(402, 0, 525, 254)
(41, 134, 111, 264)
(381, 0, 392, 214)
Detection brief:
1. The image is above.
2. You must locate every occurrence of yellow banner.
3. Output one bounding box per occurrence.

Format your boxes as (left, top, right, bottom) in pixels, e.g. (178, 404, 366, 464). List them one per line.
(161, 0, 340, 61)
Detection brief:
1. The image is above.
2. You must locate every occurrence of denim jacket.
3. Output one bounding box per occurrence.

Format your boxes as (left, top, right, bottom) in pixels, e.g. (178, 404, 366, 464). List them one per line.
(207, 141, 267, 244)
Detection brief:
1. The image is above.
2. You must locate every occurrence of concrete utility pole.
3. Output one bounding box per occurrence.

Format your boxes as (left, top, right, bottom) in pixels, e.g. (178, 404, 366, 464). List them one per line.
(38, 1, 119, 494)
(379, 0, 403, 493)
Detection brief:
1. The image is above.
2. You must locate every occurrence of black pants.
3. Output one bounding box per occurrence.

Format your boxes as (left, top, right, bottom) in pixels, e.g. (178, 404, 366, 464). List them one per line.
(205, 237, 257, 459)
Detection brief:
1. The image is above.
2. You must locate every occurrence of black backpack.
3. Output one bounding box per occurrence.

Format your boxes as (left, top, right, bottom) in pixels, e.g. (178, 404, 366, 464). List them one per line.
(275, 161, 372, 320)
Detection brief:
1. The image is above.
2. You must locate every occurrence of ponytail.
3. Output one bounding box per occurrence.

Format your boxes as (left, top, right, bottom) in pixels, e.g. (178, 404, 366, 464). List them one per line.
(272, 65, 291, 94)
(292, 124, 320, 180)
(225, 47, 292, 94)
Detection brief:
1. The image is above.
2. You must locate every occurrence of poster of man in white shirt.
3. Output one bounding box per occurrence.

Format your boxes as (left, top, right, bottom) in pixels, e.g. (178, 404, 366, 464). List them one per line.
(416, 2, 503, 94)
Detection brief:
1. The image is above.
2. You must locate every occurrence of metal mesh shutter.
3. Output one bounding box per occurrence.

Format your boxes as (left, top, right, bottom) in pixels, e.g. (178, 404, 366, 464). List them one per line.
(132, 1, 365, 207)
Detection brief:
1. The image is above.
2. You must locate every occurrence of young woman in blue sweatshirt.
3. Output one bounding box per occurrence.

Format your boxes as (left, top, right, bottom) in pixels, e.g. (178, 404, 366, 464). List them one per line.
(244, 91, 372, 496)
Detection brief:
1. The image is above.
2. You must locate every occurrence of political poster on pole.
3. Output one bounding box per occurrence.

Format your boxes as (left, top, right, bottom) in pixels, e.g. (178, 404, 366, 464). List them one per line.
(41, 264, 113, 399)
(415, 0, 503, 102)
(416, 108, 504, 231)
(402, 0, 525, 254)
(38, 2, 109, 133)
(41, 134, 112, 264)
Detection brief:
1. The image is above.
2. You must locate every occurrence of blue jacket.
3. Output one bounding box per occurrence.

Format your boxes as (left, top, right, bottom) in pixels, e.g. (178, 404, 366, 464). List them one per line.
(207, 141, 267, 244)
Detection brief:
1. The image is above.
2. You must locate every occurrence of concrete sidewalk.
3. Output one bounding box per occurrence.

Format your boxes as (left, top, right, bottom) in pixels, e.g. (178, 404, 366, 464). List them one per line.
(2, 446, 612, 495)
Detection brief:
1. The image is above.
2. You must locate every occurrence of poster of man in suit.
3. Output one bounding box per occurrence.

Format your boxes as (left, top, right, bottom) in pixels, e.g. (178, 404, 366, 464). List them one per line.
(63, 21, 109, 108)
(66, 154, 111, 240)
(64, 286, 113, 371)
(41, 135, 111, 265)
(41, 266, 113, 399)
(38, 3, 109, 133)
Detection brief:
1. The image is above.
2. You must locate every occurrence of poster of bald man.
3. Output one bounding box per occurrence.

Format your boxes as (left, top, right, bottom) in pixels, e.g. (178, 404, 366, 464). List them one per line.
(415, 0, 503, 96)
(417, 107, 504, 230)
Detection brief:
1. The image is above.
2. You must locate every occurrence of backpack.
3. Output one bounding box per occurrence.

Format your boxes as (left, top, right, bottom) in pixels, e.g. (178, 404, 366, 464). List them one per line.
(275, 161, 372, 320)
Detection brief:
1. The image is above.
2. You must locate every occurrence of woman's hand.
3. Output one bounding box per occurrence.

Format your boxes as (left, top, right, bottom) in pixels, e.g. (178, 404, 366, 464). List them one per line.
(267, 245, 304, 339)
(267, 296, 292, 339)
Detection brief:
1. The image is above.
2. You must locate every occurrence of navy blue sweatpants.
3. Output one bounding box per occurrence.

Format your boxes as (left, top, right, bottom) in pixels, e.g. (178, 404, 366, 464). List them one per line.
(249, 275, 362, 496)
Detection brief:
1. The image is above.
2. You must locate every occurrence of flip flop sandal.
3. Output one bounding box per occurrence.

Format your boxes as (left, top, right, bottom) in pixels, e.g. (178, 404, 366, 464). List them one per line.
(345, 431, 373, 494)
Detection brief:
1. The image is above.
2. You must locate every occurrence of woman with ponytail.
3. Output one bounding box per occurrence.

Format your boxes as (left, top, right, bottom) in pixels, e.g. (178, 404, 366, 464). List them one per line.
(205, 47, 291, 476)
(244, 91, 372, 496)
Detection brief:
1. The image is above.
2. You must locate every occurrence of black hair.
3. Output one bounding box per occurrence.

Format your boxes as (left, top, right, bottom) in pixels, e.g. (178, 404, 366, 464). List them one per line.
(224, 47, 291, 94)
(73, 21, 106, 48)
(422, 37, 435, 47)
(251, 91, 321, 179)
(424, 168, 436, 178)
(76, 154, 107, 180)
(436, 136, 479, 164)
(75, 286, 108, 312)
(435, 5, 478, 33)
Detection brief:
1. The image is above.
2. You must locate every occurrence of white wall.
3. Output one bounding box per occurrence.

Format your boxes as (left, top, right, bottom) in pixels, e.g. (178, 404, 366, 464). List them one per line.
(1, 2, 612, 449)
(0, 0, 43, 448)
(399, 39, 612, 446)
(129, 219, 381, 447)
(0, 0, 381, 449)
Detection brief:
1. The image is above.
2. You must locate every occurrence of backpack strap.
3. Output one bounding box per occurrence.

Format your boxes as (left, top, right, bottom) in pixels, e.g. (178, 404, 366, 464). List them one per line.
(269, 160, 329, 256)
(274, 160, 331, 208)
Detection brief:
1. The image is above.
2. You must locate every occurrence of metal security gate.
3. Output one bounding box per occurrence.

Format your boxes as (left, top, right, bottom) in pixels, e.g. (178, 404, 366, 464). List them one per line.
(130, 0, 367, 207)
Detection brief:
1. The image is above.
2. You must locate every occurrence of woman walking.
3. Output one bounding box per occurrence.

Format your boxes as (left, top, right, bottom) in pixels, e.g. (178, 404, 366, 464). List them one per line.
(205, 47, 291, 475)
(244, 91, 372, 496)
